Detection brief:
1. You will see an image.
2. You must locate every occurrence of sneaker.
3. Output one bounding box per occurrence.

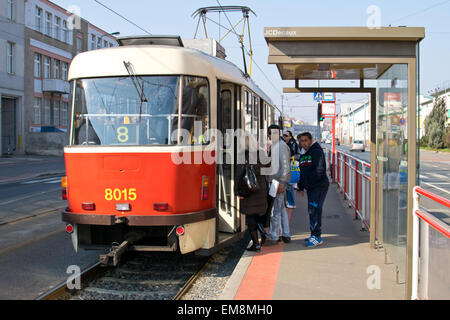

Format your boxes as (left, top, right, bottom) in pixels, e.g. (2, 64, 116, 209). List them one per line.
(286, 204, 296, 209)
(304, 236, 312, 242)
(305, 236, 323, 248)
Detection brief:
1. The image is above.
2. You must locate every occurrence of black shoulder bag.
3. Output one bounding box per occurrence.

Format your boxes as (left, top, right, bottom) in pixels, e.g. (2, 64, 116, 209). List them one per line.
(237, 163, 260, 198)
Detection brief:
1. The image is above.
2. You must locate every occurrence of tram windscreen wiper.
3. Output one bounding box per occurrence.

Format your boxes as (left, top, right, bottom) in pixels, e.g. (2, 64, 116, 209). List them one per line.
(123, 61, 147, 119)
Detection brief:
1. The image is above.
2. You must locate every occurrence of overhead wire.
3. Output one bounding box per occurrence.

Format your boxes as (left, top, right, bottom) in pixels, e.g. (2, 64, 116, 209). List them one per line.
(389, 0, 450, 24)
(211, 2, 282, 108)
(93, 0, 152, 35)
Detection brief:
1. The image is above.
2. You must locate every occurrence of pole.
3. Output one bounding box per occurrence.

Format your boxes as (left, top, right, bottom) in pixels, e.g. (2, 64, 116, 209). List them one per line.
(332, 115, 336, 183)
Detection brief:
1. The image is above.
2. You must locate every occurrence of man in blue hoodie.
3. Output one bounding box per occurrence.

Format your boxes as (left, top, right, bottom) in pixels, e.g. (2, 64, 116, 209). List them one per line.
(297, 132, 329, 247)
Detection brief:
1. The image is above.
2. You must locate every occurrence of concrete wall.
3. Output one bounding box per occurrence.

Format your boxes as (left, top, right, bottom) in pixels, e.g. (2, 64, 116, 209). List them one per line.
(25, 132, 67, 156)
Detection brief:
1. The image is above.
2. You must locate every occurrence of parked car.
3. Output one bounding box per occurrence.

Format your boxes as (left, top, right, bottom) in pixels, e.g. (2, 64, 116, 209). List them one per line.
(350, 140, 365, 152)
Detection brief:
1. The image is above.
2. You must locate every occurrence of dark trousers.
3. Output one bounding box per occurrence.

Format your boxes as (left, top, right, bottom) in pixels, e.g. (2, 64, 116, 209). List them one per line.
(246, 214, 265, 232)
(306, 186, 329, 238)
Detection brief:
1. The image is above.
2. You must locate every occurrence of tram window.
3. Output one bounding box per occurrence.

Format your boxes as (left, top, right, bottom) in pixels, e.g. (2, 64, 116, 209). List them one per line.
(245, 90, 252, 133)
(179, 76, 210, 145)
(253, 95, 259, 136)
(72, 76, 190, 146)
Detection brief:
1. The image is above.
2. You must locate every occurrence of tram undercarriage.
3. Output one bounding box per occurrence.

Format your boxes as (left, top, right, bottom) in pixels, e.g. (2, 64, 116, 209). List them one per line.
(64, 210, 244, 266)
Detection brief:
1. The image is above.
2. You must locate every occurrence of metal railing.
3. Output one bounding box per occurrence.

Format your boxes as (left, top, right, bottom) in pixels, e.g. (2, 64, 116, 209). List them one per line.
(328, 149, 371, 231)
(412, 186, 450, 300)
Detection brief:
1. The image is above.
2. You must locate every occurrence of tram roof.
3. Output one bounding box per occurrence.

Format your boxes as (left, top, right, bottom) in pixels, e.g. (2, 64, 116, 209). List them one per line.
(69, 45, 274, 106)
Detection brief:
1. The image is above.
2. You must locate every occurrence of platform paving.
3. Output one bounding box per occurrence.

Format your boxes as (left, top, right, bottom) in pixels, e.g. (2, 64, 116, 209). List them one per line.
(221, 184, 405, 300)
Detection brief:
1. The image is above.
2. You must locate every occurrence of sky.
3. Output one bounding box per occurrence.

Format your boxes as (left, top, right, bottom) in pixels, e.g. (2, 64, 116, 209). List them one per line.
(51, 0, 450, 124)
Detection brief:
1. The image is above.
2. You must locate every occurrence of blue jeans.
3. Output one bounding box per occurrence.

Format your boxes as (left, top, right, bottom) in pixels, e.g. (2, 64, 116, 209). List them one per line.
(268, 190, 291, 240)
(307, 186, 329, 238)
(286, 184, 296, 207)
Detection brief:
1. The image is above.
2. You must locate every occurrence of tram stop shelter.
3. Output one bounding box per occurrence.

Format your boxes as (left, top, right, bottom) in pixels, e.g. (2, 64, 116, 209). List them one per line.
(264, 27, 425, 299)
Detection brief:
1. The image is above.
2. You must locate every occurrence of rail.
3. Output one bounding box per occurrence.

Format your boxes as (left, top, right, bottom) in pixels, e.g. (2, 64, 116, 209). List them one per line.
(411, 186, 450, 300)
(328, 149, 371, 231)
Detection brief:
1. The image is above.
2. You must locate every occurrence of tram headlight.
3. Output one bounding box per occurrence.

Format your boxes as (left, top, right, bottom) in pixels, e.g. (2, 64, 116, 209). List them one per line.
(201, 176, 209, 200)
(61, 177, 67, 200)
(82, 202, 96, 211)
(153, 203, 168, 211)
(116, 203, 131, 211)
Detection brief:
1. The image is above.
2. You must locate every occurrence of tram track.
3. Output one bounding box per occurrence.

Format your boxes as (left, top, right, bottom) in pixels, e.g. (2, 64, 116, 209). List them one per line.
(36, 251, 211, 300)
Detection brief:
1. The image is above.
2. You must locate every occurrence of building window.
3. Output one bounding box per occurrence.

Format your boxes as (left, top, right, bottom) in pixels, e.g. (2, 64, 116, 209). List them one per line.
(7, 42, 14, 74)
(34, 53, 41, 77)
(91, 35, 96, 50)
(76, 37, 82, 51)
(53, 100, 60, 126)
(34, 98, 42, 124)
(45, 12, 52, 36)
(62, 20, 69, 43)
(54, 60, 60, 79)
(44, 57, 51, 79)
(54, 17, 61, 40)
(44, 99, 51, 125)
(62, 101, 68, 126)
(104, 40, 108, 48)
(97, 37, 101, 49)
(35, 7, 42, 32)
(8, 0, 15, 20)
(62, 62, 68, 80)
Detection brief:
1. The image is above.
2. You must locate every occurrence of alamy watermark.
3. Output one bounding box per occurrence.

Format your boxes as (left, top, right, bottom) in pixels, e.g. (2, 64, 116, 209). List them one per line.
(170, 125, 283, 176)
(66, 5, 81, 30)
(366, 265, 381, 290)
(66, 265, 81, 290)
(366, 5, 381, 29)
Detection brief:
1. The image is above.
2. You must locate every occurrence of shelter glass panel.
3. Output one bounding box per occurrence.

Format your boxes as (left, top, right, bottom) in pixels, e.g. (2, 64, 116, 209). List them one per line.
(376, 63, 408, 280)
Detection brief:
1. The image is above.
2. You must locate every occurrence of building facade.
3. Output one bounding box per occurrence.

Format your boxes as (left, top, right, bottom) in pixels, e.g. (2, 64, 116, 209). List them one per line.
(0, 0, 117, 156)
(23, 0, 118, 156)
(338, 102, 370, 146)
(0, 0, 25, 155)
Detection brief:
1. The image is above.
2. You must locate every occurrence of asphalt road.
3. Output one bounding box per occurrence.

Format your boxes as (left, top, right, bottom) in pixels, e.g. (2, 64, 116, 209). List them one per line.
(0, 175, 101, 299)
(0, 176, 67, 225)
(323, 143, 450, 224)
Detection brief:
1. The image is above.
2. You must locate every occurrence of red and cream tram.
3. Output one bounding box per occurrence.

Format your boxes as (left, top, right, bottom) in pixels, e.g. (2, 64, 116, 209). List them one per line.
(62, 36, 276, 265)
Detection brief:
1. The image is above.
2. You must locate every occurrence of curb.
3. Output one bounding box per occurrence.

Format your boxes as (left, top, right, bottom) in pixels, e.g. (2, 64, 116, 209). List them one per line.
(219, 249, 254, 300)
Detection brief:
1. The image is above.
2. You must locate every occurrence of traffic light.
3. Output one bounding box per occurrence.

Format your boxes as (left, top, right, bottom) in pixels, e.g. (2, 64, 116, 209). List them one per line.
(318, 103, 324, 122)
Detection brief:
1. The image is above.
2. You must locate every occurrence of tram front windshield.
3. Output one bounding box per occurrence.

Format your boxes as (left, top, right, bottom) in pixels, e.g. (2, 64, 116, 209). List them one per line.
(72, 75, 209, 146)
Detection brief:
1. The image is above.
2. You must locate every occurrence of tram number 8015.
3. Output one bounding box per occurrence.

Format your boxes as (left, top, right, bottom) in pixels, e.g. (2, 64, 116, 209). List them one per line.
(105, 188, 137, 201)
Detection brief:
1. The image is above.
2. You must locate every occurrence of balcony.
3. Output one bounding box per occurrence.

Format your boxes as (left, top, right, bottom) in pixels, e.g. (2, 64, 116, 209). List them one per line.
(42, 79, 71, 94)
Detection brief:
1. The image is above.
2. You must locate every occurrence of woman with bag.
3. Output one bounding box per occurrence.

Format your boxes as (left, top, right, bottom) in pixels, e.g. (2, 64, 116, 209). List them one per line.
(235, 138, 268, 252)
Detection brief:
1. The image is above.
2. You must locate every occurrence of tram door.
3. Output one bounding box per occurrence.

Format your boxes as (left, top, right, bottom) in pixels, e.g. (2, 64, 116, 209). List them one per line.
(217, 83, 238, 233)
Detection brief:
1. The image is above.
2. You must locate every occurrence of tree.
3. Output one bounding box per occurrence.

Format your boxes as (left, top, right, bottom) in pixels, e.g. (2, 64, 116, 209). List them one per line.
(423, 97, 446, 149)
